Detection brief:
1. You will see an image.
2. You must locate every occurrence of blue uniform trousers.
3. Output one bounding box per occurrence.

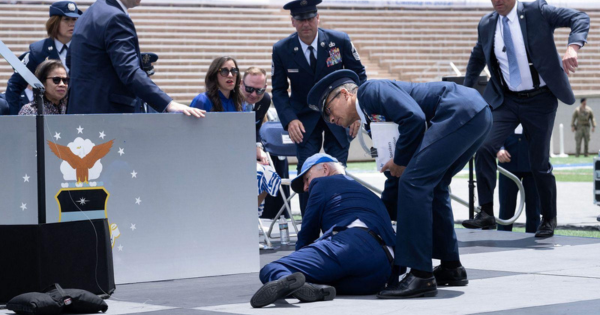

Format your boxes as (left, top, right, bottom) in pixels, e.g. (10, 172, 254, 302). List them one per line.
(259, 228, 391, 295)
(475, 90, 558, 219)
(498, 172, 541, 233)
(296, 119, 350, 216)
(389, 107, 492, 272)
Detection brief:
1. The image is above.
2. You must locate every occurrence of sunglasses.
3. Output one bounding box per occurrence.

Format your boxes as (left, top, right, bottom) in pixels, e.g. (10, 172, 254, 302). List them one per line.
(243, 85, 266, 95)
(323, 91, 341, 120)
(47, 76, 70, 85)
(218, 67, 239, 77)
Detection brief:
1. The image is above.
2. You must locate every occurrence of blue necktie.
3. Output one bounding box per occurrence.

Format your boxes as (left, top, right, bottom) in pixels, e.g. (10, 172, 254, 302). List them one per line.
(502, 16, 521, 88)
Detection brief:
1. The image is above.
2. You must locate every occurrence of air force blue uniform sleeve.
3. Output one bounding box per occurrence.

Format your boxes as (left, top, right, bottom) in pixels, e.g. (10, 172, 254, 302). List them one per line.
(105, 14, 172, 112)
(295, 179, 327, 250)
(358, 81, 426, 166)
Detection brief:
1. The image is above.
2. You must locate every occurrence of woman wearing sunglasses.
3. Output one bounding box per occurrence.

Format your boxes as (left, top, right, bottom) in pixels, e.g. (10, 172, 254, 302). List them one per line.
(190, 56, 244, 111)
(6, 1, 81, 115)
(18, 60, 69, 115)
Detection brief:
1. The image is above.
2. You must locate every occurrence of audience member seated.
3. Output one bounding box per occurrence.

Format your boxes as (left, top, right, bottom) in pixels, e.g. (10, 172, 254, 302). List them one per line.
(190, 56, 244, 111)
(251, 153, 395, 308)
(6, 1, 81, 115)
(18, 60, 68, 116)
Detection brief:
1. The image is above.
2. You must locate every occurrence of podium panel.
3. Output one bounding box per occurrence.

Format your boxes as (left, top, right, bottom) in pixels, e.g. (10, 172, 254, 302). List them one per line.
(0, 113, 259, 284)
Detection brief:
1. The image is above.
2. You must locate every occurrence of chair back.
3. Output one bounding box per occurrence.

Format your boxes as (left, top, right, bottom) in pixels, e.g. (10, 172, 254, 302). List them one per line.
(259, 122, 297, 157)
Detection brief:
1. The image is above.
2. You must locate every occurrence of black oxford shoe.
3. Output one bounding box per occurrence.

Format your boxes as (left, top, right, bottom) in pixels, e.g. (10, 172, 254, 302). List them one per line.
(433, 265, 468, 286)
(292, 283, 336, 303)
(534, 217, 557, 238)
(462, 211, 496, 230)
(377, 273, 437, 299)
(250, 272, 305, 308)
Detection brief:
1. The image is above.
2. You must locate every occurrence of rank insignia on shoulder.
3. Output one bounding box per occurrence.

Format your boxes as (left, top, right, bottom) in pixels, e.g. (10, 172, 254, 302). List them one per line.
(371, 114, 386, 122)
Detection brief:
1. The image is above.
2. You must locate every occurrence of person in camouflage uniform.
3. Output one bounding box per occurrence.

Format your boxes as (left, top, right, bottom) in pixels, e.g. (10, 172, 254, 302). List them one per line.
(571, 98, 596, 157)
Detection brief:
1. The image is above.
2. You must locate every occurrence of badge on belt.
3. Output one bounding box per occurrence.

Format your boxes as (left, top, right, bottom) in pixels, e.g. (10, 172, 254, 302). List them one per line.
(326, 47, 342, 67)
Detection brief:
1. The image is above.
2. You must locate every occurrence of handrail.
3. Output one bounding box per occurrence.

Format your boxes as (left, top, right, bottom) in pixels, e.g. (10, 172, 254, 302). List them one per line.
(355, 126, 525, 225)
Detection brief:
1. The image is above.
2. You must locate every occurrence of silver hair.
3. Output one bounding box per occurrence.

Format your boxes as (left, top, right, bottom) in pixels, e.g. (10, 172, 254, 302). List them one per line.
(328, 83, 358, 101)
(313, 161, 346, 175)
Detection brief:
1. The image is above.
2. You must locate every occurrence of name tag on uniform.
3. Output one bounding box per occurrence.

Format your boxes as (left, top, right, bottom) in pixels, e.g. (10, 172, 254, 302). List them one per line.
(288, 69, 299, 73)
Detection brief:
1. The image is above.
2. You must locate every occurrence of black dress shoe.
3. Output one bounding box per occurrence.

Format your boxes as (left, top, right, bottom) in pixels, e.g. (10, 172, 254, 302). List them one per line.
(250, 272, 305, 308)
(292, 283, 336, 303)
(433, 265, 468, 286)
(535, 217, 557, 238)
(377, 273, 437, 299)
(462, 211, 496, 230)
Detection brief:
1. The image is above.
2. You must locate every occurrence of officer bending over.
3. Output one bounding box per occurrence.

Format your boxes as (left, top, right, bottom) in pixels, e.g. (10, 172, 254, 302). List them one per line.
(251, 153, 395, 308)
(308, 70, 492, 298)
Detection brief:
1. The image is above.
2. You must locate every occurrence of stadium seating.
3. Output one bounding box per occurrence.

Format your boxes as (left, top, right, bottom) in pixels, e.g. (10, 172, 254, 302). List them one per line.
(1, 1, 598, 104)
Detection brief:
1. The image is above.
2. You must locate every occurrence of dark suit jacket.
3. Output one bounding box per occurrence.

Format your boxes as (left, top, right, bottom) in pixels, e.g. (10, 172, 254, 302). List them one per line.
(272, 28, 366, 145)
(357, 80, 488, 166)
(296, 174, 395, 250)
(0, 93, 9, 115)
(464, 0, 589, 107)
(6, 38, 60, 115)
(499, 133, 532, 173)
(67, 0, 171, 114)
(253, 92, 271, 142)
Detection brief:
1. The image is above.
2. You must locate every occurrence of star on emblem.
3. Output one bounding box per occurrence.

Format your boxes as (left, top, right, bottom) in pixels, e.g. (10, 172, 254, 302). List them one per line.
(131, 170, 137, 178)
(135, 197, 141, 205)
(23, 174, 30, 182)
(130, 223, 136, 231)
(20, 203, 27, 211)
(118, 244, 123, 251)
(76, 125, 84, 134)
(53, 132, 61, 140)
(118, 148, 125, 156)
(99, 131, 106, 139)
(77, 197, 88, 205)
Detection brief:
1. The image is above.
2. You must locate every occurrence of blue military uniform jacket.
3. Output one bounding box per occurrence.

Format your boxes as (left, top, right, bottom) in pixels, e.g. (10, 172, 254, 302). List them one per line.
(272, 28, 366, 145)
(5, 38, 60, 115)
(67, 0, 171, 114)
(464, 0, 589, 108)
(296, 174, 395, 251)
(357, 80, 488, 166)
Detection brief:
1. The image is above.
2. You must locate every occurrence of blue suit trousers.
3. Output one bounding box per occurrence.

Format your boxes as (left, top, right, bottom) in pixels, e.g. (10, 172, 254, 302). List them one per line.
(259, 228, 391, 295)
(391, 107, 492, 272)
(475, 91, 558, 219)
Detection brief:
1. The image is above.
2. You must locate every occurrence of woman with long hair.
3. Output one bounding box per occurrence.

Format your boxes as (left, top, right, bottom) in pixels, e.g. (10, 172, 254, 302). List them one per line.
(190, 56, 244, 112)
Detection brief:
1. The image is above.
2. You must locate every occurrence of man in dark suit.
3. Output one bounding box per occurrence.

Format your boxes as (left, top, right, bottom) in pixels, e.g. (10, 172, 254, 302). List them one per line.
(497, 127, 541, 233)
(271, 0, 366, 214)
(461, 0, 589, 238)
(67, 0, 203, 117)
(251, 153, 395, 308)
(308, 69, 492, 298)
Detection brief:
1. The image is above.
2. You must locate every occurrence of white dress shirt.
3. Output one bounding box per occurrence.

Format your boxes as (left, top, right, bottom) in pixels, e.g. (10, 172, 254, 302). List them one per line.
(298, 33, 319, 66)
(53, 39, 71, 72)
(493, 2, 546, 91)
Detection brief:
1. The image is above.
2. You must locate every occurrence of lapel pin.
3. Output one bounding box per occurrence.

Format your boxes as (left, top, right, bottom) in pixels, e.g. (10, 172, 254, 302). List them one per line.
(294, 47, 298, 52)
(320, 42, 325, 47)
(329, 42, 335, 47)
(48, 46, 53, 51)
(520, 15, 524, 19)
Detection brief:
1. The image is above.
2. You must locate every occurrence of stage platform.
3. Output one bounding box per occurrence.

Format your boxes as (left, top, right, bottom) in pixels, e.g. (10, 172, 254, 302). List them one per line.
(3, 229, 598, 315)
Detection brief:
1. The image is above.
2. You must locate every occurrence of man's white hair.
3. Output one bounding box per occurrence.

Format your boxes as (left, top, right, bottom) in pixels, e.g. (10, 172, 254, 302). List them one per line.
(313, 161, 346, 175)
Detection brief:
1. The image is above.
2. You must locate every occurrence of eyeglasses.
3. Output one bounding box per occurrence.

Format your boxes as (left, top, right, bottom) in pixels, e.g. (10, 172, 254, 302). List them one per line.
(243, 85, 266, 95)
(47, 76, 69, 85)
(218, 67, 239, 77)
(323, 91, 341, 120)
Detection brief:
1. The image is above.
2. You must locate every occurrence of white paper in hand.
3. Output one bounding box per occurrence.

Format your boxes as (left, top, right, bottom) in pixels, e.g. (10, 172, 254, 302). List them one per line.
(371, 122, 400, 171)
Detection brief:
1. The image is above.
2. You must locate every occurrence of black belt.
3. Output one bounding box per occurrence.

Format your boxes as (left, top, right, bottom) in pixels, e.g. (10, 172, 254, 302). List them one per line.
(356, 227, 394, 264)
(504, 86, 550, 99)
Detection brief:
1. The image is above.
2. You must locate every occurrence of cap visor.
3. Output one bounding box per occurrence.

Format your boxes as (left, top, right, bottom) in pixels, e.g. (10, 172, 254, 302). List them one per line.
(291, 176, 304, 194)
(63, 12, 81, 17)
(293, 11, 317, 20)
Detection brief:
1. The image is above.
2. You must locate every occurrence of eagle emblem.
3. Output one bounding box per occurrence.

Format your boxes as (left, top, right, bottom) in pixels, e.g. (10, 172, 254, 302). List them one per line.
(47, 138, 114, 186)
